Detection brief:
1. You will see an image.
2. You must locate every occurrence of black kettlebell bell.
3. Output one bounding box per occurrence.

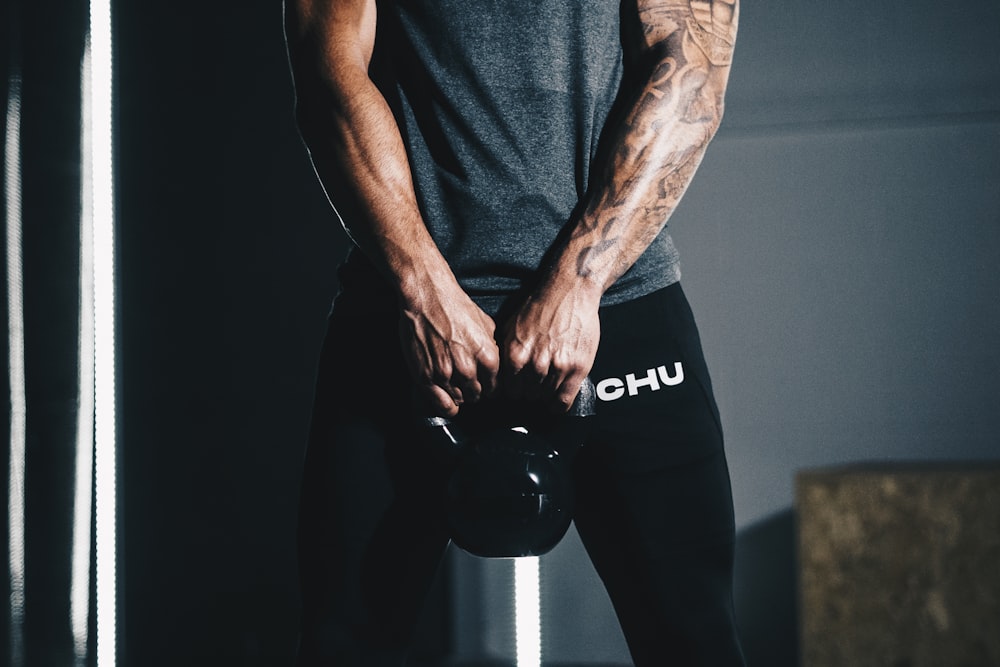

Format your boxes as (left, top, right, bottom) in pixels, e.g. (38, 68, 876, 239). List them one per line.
(418, 379, 597, 558)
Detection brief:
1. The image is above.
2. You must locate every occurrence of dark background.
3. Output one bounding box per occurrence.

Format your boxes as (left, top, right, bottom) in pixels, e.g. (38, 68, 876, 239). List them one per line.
(113, 1, 335, 662)
(3, 0, 336, 663)
(4, 0, 999, 665)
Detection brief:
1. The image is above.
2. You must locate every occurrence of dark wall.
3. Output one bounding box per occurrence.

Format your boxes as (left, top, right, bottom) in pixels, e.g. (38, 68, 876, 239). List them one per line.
(115, 1, 339, 663)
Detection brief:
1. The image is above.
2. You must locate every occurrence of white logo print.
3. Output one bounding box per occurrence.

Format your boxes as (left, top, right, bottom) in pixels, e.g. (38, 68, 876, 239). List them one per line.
(595, 362, 684, 402)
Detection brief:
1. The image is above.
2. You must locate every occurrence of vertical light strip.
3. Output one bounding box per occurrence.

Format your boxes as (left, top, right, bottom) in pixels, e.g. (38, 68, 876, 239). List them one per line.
(87, 0, 117, 665)
(72, 37, 96, 667)
(5, 67, 26, 667)
(514, 557, 542, 667)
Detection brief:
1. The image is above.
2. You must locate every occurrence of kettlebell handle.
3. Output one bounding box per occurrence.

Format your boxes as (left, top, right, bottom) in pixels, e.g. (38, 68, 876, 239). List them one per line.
(419, 376, 596, 427)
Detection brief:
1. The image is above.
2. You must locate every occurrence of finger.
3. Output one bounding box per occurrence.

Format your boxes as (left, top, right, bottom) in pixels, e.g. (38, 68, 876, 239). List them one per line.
(544, 350, 581, 404)
(502, 341, 529, 400)
(457, 339, 501, 403)
(450, 352, 482, 403)
(425, 383, 460, 418)
(500, 363, 521, 400)
(501, 357, 531, 400)
(477, 342, 501, 397)
(542, 364, 564, 397)
(479, 363, 498, 398)
(447, 383, 465, 406)
(427, 349, 465, 406)
(428, 366, 464, 407)
(552, 367, 588, 414)
(504, 330, 531, 371)
(522, 357, 550, 402)
(455, 376, 482, 404)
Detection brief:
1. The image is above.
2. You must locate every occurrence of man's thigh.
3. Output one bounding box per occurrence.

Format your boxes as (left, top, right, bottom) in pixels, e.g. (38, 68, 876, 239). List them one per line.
(588, 282, 725, 471)
(297, 289, 451, 660)
(573, 284, 744, 665)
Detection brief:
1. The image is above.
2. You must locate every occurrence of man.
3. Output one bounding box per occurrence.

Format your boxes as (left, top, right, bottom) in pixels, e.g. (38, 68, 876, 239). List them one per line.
(285, 0, 743, 664)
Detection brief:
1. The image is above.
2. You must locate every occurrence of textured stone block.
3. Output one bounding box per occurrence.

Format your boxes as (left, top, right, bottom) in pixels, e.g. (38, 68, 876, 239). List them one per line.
(796, 464, 1000, 667)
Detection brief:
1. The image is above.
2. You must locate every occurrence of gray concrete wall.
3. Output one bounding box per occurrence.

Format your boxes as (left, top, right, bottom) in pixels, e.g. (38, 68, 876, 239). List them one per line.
(686, 0, 1000, 529)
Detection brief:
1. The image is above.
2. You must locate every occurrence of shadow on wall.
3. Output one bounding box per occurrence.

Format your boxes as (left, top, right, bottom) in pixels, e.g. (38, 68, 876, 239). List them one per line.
(734, 509, 799, 667)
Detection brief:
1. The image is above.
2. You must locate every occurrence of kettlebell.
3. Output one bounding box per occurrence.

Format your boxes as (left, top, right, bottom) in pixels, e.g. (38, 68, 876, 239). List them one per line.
(418, 379, 597, 558)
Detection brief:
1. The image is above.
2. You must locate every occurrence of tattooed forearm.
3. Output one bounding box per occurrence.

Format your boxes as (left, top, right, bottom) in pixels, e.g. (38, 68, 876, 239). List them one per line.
(563, 0, 738, 286)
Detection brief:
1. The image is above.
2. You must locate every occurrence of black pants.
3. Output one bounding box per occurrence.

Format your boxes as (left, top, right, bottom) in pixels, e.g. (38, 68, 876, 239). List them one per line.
(296, 283, 745, 666)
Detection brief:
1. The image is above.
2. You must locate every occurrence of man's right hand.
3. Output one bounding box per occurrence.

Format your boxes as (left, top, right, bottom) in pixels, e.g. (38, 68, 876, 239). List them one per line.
(399, 283, 500, 418)
(287, 0, 498, 419)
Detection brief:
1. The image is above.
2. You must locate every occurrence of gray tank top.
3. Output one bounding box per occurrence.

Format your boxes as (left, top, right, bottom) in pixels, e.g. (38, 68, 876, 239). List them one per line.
(344, 0, 681, 314)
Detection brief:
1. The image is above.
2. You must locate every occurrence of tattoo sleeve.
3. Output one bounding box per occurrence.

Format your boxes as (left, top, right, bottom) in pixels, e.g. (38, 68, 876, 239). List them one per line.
(564, 0, 738, 288)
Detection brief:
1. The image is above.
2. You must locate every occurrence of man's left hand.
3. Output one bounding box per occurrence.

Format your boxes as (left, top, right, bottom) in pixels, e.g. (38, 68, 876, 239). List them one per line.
(501, 281, 601, 412)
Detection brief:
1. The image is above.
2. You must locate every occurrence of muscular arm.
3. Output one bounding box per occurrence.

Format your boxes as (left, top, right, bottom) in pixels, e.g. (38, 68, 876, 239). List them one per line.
(564, 0, 738, 290)
(504, 0, 738, 409)
(285, 0, 499, 415)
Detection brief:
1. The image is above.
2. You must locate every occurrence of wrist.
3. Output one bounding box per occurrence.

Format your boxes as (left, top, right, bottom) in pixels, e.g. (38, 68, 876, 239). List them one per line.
(532, 270, 604, 317)
(542, 254, 607, 306)
(376, 233, 458, 308)
(395, 259, 466, 313)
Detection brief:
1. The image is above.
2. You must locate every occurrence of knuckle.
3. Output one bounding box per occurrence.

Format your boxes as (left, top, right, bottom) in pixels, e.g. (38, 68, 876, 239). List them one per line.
(479, 342, 500, 367)
(437, 399, 459, 418)
(425, 387, 455, 416)
(432, 354, 453, 381)
(452, 354, 477, 380)
(507, 347, 529, 371)
(464, 381, 483, 400)
(552, 350, 580, 372)
(430, 366, 450, 384)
